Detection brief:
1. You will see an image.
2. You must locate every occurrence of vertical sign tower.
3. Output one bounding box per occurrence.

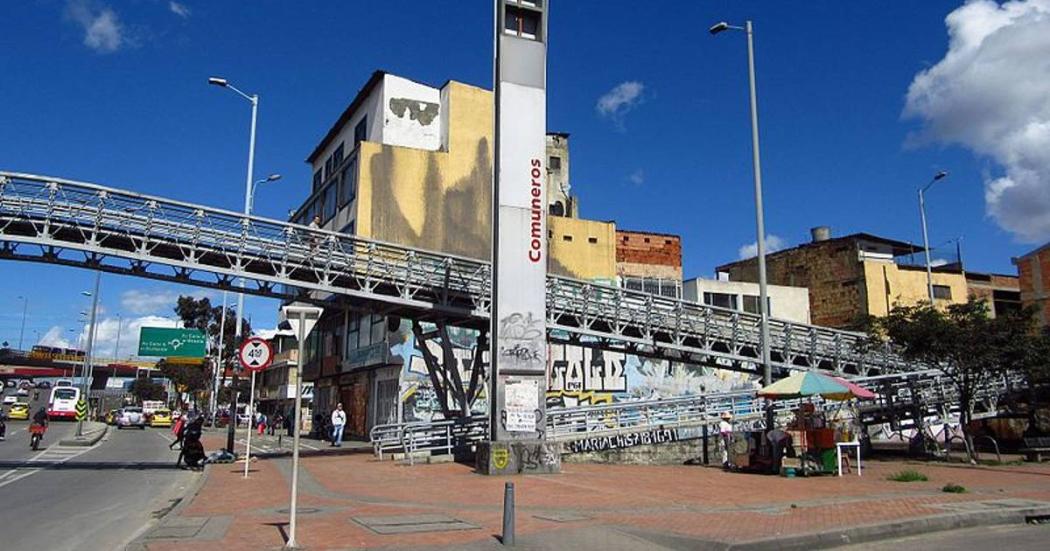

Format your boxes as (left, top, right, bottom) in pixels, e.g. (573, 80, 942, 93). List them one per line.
(479, 0, 559, 475)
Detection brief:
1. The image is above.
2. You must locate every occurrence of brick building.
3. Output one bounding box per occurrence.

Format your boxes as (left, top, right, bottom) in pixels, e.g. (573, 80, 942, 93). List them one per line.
(1013, 244, 1050, 328)
(616, 230, 683, 298)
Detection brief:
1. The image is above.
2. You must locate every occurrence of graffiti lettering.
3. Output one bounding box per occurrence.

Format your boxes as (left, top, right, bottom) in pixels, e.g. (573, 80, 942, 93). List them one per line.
(501, 343, 542, 363)
(548, 345, 628, 393)
(566, 428, 682, 454)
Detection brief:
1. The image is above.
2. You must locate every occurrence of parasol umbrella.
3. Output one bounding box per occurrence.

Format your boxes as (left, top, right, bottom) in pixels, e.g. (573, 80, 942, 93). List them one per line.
(831, 376, 876, 400)
(757, 371, 851, 400)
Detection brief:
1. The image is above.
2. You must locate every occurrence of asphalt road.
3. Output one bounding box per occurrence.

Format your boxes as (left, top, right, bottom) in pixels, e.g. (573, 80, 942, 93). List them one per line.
(841, 523, 1050, 550)
(0, 419, 197, 551)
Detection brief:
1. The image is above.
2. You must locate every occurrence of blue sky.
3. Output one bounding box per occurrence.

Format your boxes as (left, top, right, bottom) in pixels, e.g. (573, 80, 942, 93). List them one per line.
(2, 1, 1049, 355)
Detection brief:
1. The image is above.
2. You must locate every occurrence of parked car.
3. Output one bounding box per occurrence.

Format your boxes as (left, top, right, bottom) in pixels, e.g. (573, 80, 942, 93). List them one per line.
(8, 402, 30, 420)
(116, 407, 146, 430)
(2, 395, 16, 406)
(55, 379, 73, 388)
(35, 381, 52, 389)
(151, 409, 172, 428)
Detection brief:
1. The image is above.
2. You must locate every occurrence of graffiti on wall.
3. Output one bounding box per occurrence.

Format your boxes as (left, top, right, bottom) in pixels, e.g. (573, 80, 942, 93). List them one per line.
(567, 428, 681, 454)
(390, 320, 489, 422)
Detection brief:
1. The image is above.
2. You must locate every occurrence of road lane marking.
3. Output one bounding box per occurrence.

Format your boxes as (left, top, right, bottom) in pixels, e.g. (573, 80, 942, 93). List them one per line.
(0, 443, 100, 490)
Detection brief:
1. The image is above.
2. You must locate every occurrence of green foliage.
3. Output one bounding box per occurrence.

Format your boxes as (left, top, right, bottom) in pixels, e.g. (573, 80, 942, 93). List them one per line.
(158, 360, 210, 395)
(942, 483, 966, 493)
(888, 469, 928, 482)
(869, 298, 1049, 462)
(129, 378, 166, 402)
(174, 295, 251, 371)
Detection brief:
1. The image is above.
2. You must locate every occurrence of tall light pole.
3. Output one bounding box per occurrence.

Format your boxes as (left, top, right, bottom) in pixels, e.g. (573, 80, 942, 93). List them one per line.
(17, 295, 28, 350)
(250, 173, 282, 213)
(77, 271, 102, 437)
(710, 20, 772, 391)
(112, 314, 123, 359)
(209, 76, 260, 453)
(919, 171, 949, 302)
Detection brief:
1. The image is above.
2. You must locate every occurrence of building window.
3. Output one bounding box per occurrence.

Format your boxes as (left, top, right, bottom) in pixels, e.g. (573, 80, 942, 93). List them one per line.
(549, 201, 564, 217)
(623, 277, 681, 299)
(354, 117, 368, 148)
(313, 169, 323, 192)
(346, 314, 360, 353)
(332, 143, 344, 169)
(562, 235, 572, 242)
(932, 285, 952, 300)
(323, 183, 337, 223)
(703, 292, 737, 310)
(504, 6, 540, 39)
(339, 157, 357, 207)
(588, 237, 598, 244)
(549, 156, 561, 170)
(340, 221, 355, 235)
(371, 313, 385, 344)
(742, 295, 772, 316)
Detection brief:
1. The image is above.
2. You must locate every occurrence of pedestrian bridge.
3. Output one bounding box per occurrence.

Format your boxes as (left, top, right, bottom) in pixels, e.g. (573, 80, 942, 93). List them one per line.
(370, 369, 1019, 461)
(0, 171, 911, 378)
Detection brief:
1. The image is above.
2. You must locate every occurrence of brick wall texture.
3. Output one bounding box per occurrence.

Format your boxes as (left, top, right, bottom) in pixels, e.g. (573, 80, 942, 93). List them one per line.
(615, 230, 683, 280)
(1016, 248, 1050, 327)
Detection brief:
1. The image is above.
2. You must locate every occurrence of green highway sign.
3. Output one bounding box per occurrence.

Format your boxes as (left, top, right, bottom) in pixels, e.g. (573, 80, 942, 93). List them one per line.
(138, 327, 207, 358)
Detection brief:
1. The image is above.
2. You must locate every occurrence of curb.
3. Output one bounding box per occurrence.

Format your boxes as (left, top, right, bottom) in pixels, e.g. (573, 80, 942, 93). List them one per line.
(730, 506, 1050, 550)
(59, 422, 108, 447)
(124, 458, 212, 551)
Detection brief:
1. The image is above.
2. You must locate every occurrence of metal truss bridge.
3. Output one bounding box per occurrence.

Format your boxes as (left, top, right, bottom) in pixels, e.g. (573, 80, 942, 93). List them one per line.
(0, 171, 912, 379)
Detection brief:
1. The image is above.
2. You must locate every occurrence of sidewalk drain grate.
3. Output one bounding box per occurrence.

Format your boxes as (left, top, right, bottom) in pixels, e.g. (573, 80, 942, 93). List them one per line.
(534, 512, 592, 523)
(352, 514, 480, 535)
(932, 499, 1050, 512)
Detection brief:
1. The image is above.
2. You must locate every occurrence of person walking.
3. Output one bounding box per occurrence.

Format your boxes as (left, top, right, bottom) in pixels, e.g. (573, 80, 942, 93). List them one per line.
(270, 411, 283, 436)
(719, 412, 734, 469)
(330, 403, 346, 447)
(257, 412, 267, 436)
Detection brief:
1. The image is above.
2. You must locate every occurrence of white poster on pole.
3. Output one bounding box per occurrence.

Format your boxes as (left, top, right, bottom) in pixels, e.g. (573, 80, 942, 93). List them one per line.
(504, 380, 538, 432)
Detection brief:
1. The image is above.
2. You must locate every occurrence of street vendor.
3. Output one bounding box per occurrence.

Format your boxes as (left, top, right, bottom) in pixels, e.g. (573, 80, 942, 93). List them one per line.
(719, 411, 733, 468)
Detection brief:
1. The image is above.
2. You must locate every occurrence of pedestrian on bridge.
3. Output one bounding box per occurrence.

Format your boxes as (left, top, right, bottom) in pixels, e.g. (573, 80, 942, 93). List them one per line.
(719, 412, 734, 468)
(331, 403, 346, 447)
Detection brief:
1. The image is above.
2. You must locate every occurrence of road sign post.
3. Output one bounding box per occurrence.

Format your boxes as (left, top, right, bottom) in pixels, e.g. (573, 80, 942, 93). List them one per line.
(238, 337, 273, 478)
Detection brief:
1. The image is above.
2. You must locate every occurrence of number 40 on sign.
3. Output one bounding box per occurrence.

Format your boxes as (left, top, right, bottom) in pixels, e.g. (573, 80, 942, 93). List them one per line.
(238, 337, 273, 372)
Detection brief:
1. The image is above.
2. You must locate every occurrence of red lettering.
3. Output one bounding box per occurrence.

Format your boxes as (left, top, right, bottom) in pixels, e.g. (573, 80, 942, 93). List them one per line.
(527, 158, 543, 263)
(532, 167, 542, 179)
(529, 249, 541, 262)
(531, 159, 541, 168)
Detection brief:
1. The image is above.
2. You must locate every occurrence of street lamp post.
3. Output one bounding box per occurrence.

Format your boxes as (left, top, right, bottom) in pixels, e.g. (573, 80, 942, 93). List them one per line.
(710, 20, 773, 394)
(17, 295, 28, 351)
(209, 76, 261, 454)
(919, 171, 950, 302)
(77, 271, 102, 437)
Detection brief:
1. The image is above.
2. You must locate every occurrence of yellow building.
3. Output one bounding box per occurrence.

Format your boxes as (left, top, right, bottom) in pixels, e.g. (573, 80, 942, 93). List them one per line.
(293, 71, 614, 281)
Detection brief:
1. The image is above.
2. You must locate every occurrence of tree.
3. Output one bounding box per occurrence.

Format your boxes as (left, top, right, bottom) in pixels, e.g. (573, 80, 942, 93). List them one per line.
(175, 296, 251, 364)
(158, 359, 210, 408)
(129, 378, 166, 402)
(871, 298, 1037, 463)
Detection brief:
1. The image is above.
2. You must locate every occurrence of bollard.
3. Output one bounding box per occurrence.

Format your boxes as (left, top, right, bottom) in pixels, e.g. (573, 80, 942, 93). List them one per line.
(702, 424, 709, 465)
(502, 482, 515, 546)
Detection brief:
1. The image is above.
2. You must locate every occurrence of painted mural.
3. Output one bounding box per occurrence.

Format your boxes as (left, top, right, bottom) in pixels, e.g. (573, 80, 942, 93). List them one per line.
(387, 321, 760, 422)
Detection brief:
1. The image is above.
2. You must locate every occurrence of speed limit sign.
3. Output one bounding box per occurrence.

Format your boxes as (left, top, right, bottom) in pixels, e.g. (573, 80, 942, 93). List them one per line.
(238, 337, 274, 372)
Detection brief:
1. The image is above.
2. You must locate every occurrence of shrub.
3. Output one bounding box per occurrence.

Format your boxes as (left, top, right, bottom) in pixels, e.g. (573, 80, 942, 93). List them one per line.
(888, 469, 929, 482)
(942, 483, 966, 493)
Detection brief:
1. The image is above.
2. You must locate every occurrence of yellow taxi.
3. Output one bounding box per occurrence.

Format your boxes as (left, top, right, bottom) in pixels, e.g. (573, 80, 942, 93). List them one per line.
(150, 408, 173, 428)
(8, 402, 30, 420)
(105, 409, 119, 425)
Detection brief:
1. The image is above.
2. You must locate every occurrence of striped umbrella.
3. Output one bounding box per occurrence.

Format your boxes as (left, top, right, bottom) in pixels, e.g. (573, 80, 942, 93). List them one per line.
(757, 371, 852, 400)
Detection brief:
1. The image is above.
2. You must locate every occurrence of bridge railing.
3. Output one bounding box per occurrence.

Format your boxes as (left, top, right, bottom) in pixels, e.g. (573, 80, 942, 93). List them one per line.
(1, 171, 915, 375)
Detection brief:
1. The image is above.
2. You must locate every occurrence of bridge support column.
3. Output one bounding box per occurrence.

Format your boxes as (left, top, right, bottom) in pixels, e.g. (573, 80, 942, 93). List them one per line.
(480, 0, 559, 476)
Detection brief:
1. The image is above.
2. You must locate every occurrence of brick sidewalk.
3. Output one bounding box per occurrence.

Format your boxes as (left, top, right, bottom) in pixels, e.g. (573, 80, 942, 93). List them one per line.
(143, 440, 1050, 550)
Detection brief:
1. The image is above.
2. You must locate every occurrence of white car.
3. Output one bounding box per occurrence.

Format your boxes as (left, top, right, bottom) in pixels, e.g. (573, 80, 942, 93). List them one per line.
(2, 395, 16, 405)
(116, 407, 146, 430)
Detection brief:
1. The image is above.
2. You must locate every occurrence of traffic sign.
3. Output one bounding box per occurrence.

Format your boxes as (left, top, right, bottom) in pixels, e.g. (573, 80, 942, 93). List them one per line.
(238, 337, 273, 372)
(75, 398, 88, 421)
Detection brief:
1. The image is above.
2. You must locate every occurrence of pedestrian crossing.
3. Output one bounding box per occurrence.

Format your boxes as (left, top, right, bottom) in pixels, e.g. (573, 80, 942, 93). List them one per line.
(0, 443, 97, 489)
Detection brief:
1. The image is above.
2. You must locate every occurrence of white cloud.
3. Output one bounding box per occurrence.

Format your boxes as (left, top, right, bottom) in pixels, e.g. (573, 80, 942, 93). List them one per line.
(65, 1, 125, 53)
(169, 1, 191, 18)
(38, 326, 74, 349)
(903, 0, 1050, 242)
(628, 169, 645, 185)
(596, 81, 645, 128)
(738, 234, 787, 260)
(121, 288, 211, 315)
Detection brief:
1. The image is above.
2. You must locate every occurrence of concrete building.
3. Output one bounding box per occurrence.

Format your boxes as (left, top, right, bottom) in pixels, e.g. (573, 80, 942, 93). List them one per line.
(717, 229, 967, 329)
(718, 227, 1019, 329)
(683, 277, 811, 324)
(1013, 244, 1050, 327)
(616, 230, 683, 298)
(289, 71, 623, 437)
(545, 132, 577, 218)
(965, 271, 1022, 319)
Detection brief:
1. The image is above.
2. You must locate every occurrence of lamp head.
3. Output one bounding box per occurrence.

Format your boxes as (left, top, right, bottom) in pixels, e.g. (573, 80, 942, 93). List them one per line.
(266, 174, 282, 182)
(934, 170, 949, 181)
(709, 22, 730, 35)
(208, 77, 228, 87)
